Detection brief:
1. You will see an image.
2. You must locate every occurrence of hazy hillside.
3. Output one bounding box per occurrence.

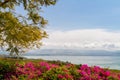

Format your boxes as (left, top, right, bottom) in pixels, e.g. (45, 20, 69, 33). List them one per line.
(25, 49, 120, 56)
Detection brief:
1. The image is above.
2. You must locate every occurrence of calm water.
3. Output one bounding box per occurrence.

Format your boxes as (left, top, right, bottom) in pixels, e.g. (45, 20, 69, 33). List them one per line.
(24, 56, 120, 70)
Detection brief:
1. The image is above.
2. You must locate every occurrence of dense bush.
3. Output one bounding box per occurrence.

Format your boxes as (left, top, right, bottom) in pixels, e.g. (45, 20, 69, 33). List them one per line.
(0, 58, 120, 80)
(0, 60, 16, 80)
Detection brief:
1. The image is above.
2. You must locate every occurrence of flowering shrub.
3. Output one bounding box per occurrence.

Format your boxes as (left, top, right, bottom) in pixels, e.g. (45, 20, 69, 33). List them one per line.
(43, 67, 73, 80)
(15, 62, 42, 79)
(0, 61, 16, 80)
(66, 64, 81, 80)
(0, 60, 120, 80)
(78, 64, 111, 80)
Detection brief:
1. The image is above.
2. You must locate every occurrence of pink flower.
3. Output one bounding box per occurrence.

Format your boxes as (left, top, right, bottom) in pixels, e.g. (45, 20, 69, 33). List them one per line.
(58, 74, 64, 79)
(105, 71, 110, 76)
(81, 71, 87, 76)
(64, 74, 73, 79)
(39, 61, 51, 70)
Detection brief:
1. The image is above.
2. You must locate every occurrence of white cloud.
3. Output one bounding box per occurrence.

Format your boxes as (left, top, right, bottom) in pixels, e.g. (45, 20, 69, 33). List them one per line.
(42, 29, 120, 50)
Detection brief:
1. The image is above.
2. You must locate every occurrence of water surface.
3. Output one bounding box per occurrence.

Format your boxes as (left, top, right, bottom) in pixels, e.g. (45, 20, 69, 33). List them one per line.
(24, 56, 120, 70)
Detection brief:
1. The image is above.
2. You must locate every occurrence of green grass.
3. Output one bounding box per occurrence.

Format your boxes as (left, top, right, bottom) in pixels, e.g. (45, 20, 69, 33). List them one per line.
(110, 69, 120, 73)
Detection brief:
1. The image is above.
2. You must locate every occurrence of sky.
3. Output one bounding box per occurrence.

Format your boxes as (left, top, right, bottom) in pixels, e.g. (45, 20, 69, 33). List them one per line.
(18, 0, 120, 51)
(39, 0, 120, 50)
(42, 0, 120, 30)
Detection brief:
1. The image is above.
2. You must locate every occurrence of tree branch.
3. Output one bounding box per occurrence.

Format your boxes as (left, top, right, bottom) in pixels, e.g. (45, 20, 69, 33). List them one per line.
(0, 0, 10, 6)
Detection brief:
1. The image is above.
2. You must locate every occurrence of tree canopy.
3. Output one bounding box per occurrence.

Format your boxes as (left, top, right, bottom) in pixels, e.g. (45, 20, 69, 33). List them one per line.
(0, 0, 57, 56)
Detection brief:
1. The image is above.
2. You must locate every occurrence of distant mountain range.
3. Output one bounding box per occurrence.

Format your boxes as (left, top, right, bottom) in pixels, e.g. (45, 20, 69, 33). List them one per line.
(24, 49, 120, 56)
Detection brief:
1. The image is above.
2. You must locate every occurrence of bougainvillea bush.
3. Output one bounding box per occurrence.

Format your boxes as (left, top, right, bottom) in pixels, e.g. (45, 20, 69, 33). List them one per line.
(0, 58, 120, 80)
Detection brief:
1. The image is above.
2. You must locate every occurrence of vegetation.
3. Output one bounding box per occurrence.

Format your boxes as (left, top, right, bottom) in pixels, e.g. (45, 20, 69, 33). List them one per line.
(0, 57, 120, 80)
(0, 1, 120, 80)
(0, 0, 57, 56)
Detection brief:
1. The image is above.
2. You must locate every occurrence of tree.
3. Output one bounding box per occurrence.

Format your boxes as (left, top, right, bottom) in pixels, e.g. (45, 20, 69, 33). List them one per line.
(0, 0, 57, 56)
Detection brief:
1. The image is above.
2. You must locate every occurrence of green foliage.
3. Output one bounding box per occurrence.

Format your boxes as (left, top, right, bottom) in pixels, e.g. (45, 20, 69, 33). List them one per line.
(0, 11, 47, 56)
(0, 58, 120, 80)
(43, 67, 73, 80)
(107, 76, 119, 80)
(66, 64, 81, 79)
(0, 0, 57, 56)
(47, 60, 71, 66)
(0, 0, 57, 26)
(0, 60, 16, 79)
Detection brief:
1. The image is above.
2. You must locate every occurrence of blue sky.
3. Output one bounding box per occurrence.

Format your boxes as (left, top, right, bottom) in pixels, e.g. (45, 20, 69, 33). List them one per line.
(39, 0, 120, 50)
(42, 0, 120, 31)
(16, 0, 120, 50)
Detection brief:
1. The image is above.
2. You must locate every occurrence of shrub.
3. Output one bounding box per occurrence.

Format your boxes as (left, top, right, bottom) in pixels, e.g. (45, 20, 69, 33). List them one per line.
(43, 67, 73, 80)
(0, 58, 120, 80)
(0, 61, 16, 79)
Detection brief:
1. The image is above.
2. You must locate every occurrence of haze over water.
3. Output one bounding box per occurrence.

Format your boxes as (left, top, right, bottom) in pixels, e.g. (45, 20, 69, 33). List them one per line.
(25, 49, 120, 70)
